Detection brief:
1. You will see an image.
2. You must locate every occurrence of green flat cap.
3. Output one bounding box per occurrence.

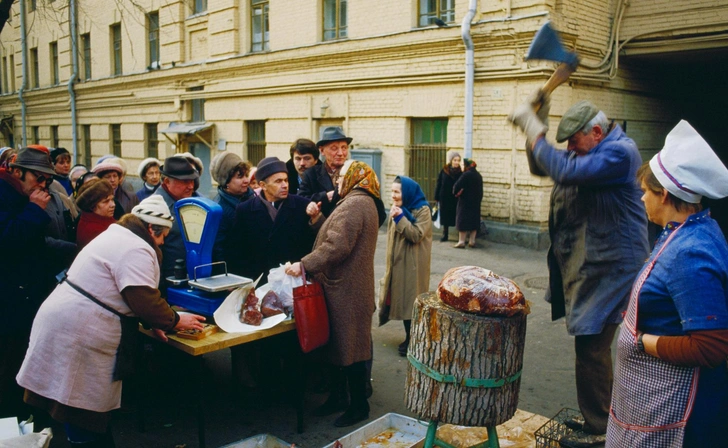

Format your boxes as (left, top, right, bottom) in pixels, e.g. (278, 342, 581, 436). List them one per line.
(556, 100, 600, 143)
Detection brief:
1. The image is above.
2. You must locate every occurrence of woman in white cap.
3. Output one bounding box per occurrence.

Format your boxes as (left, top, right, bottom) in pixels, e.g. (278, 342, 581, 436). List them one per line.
(17, 195, 205, 446)
(135, 157, 162, 201)
(606, 121, 728, 447)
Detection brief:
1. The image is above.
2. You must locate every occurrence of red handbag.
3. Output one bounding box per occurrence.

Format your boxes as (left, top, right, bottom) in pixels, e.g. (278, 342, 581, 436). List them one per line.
(292, 264, 330, 353)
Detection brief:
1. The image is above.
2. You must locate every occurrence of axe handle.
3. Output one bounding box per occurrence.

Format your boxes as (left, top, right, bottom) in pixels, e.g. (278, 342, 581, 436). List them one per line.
(533, 62, 577, 112)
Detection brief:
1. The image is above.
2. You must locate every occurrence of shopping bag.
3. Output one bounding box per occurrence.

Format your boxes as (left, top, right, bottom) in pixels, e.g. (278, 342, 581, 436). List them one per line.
(292, 264, 330, 353)
(432, 203, 441, 229)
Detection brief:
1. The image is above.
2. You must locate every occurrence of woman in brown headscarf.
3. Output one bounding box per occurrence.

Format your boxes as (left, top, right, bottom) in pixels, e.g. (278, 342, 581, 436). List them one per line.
(286, 160, 385, 428)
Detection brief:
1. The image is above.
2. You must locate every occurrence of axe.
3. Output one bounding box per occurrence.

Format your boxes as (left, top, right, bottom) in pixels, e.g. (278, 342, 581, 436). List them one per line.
(525, 22, 580, 109)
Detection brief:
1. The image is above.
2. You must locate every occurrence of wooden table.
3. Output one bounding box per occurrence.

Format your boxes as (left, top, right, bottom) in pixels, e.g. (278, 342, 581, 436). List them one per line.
(138, 320, 303, 448)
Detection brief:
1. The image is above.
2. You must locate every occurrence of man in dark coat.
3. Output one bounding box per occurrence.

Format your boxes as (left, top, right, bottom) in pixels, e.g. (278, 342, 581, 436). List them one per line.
(298, 127, 352, 217)
(154, 156, 200, 293)
(286, 138, 321, 195)
(0, 146, 54, 418)
(509, 95, 649, 447)
(226, 156, 315, 283)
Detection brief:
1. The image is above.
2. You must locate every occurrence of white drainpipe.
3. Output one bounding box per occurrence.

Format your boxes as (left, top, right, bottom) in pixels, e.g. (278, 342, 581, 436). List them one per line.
(18, 0, 27, 146)
(461, 0, 477, 159)
(67, 0, 78, 161)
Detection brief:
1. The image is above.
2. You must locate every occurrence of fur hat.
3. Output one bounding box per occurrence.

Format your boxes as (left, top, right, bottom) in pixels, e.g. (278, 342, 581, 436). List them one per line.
(76, 178, 114, 212)
(132, 195, 175, 228)
(137, 157, 162, 179)
(210, 152, 243, 187)
(256, 157, 287, 183)
(446, 150, 461, 164)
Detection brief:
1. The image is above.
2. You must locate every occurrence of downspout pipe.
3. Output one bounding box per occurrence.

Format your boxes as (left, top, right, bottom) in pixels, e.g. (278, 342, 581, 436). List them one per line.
(461, 0, 477, 159)
(18, 0, 27, 147)
(68, 0, 78, 161)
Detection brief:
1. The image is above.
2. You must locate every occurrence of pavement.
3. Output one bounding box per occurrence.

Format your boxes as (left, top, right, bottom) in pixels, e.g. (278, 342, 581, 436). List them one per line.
(45, 226, 582, 448)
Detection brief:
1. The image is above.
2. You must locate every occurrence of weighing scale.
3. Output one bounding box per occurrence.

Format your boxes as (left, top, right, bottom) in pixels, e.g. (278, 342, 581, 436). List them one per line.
(166, 197, 252, 316)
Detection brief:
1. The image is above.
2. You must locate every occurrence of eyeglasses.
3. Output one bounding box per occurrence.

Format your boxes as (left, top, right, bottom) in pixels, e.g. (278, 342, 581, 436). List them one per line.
(29, 170, 53, 185)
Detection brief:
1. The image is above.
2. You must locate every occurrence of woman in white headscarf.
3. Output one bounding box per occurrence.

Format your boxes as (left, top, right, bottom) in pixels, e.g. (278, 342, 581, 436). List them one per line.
(17, 195, 205, 446)
(606, 121, 728, 447)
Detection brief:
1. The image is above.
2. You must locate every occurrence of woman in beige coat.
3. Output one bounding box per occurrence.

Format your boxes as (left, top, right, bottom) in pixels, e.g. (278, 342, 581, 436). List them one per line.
(378, 175, 432, 356)
(287, 160, 385, 428)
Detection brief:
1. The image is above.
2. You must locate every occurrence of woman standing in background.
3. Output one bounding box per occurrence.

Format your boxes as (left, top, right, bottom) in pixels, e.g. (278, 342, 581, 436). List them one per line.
(434, 151, 461, 242)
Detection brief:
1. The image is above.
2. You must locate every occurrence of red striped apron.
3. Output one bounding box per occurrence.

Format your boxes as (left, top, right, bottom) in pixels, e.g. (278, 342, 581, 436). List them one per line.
(607, 223, 699, 448)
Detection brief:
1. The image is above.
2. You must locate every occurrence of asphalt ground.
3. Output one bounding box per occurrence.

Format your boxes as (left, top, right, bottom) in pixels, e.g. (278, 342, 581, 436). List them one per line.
(40, 226, 584, 448)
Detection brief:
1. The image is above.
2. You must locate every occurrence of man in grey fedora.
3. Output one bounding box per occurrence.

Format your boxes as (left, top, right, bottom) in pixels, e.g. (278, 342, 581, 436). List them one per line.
(298, 126, 352, 217)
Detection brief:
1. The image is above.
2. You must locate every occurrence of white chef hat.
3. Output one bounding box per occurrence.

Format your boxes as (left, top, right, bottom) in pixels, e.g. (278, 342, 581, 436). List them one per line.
(649, 120, 728, 204)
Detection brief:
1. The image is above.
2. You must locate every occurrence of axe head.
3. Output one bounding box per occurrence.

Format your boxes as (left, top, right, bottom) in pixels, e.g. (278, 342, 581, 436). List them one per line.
(525, 22, 579, 71)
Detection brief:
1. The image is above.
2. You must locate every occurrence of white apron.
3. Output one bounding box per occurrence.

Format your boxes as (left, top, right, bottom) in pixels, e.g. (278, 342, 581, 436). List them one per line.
(607, 223, 699, 447)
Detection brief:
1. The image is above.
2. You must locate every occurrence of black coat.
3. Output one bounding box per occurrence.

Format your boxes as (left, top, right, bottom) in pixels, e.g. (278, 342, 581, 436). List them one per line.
(298, 163, 340, 217)
(225, 194, 316, 283)
(0, 173, 52, 335)
(453, 167, 483, 232)
(286, 159, 301, 195)
(434, 166, 461, 227)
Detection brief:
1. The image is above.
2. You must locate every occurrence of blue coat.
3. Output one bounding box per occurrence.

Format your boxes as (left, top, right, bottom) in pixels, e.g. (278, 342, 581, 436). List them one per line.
(225, 194, 315, 283)
(212, 187, 254, 261)
(533, 124, 649, 335)
(0, 172, 52, 335)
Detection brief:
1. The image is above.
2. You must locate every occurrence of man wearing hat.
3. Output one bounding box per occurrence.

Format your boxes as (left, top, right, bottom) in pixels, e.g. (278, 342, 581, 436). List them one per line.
(0, 146, 54, 418)
(225, 156, 315, 283)
(509, 95, 649, 446)
(299, 126, 352, 217)
(210, 151, 253, 260)
(154, 156, 201, 292)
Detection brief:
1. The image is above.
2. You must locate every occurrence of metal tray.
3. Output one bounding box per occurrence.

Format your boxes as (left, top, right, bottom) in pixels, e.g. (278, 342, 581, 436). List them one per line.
(323, 413, 427, 448)
(188, 273, 252, 292)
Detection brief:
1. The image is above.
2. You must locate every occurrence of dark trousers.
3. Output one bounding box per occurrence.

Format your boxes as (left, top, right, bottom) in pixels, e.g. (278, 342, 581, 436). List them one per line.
(574, 323, 618, 434)
(0, 333, 31, 419)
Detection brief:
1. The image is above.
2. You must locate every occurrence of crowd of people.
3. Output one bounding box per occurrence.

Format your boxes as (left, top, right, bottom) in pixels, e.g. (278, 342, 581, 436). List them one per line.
(1, 98, 727, 448)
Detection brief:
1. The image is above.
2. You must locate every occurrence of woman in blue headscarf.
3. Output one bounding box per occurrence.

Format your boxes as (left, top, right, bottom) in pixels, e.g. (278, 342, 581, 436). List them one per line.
(378, 175, 433, 356)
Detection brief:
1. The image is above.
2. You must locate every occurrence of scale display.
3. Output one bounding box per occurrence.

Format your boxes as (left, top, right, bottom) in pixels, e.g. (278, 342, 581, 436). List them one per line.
(179, 204, 208, 244)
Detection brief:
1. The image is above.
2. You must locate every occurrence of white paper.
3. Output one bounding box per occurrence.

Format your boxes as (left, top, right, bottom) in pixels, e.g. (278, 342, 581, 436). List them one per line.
(0, 417, 20, 441)
(213, 283, 287, 334)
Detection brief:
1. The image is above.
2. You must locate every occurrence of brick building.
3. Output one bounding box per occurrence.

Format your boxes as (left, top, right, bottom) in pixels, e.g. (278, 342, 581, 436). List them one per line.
(1, 0, 727, 247)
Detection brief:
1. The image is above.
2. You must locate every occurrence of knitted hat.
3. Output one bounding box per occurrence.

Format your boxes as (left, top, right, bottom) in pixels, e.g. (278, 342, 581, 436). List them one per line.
(91, 161, 124, 176)
(10, 146, 56, 175)
(76, 178, 114, 212)
(446, 150, 461, 164)
(649, 120, 728, 203)
(556, 100, 600, 143)
(132, 195, 175, 228)
(50, 147, 70, 164)
(210, 152, 243, 187)
(137, 157, 161, 179)
(256, 157, 287, 182)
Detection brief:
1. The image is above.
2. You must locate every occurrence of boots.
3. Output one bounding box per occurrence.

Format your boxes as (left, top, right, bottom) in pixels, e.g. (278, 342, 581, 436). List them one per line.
(398, 320, 411, 357)
(440, 226, 449, 242)
(312, 366, 348, 416)
(334, 362, 370, 427)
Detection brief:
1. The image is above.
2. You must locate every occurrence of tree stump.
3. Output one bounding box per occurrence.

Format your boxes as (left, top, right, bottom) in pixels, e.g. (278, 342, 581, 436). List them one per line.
(405, 291, 527, 427)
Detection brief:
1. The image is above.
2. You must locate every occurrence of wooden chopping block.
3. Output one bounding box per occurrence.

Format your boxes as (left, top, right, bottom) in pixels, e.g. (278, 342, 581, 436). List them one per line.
(405, 291, 527, 427)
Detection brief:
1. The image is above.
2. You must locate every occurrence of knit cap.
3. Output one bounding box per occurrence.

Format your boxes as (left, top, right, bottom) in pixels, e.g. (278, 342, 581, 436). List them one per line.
(132, 195, 175, 228)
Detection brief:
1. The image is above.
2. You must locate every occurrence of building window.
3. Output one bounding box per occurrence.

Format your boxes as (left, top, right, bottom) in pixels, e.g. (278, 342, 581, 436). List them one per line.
(408, 118, 448, 200)
(246, 121, 266, 166)
(9, 55, 15, 92)
(251, 0, 269, 52)
(32, 126, 39, 144)
(30, 48, 39, 88)
(0, 57, 5, 94)
(50, 41, 59, 85)
(146, 123, 159, 158)
(82, 124, 92, 167)
(81, 33, 92, 80)
(323, 0, 347, 41)
(189, 86, 205, 122)
(419, 0, 455, 27)
(193, 0, 207, 14)
(110, 124, 121, 156)
(147, 12, 160, 68)
(111, 24, 122, 76)
(51, 125, 59, 148)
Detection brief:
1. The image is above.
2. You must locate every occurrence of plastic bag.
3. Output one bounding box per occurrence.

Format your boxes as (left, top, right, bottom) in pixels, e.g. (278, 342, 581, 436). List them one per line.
(432, 203, 441, 229)
(268, 264, 304, 308)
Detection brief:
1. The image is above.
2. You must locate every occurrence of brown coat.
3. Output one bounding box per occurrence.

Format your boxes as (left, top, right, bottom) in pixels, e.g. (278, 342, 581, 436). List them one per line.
(302, 190, 379, 366)
(378, 206, 432, 325)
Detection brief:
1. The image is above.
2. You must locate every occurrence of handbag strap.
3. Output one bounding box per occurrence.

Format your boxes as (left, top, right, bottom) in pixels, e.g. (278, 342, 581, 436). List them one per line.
(300, 262, 307, 280)
(62, 277, 125, 319)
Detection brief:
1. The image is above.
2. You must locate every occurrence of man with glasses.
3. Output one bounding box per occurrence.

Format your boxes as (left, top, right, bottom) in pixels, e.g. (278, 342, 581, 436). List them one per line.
(0, 146, 54, 418)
